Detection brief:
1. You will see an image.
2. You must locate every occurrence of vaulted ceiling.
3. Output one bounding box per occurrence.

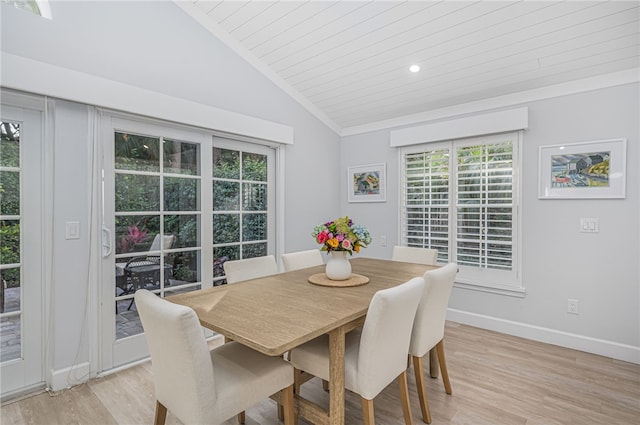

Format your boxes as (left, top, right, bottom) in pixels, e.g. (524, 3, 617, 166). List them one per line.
(177, 1, 640, 134)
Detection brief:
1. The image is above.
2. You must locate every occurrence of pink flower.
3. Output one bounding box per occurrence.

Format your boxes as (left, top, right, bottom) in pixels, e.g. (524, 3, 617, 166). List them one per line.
(341, 239, 352, 250)
(317, 231, 329, 244)
(337, 234, 344, 242)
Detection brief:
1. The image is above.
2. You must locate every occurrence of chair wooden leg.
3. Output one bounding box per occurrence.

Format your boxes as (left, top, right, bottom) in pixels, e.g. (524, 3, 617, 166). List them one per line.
(322, 379, 329, 391)
(281, 384, 295, 425)
(294, 368, 303, 395)
(398, 370, 414, 425)
(154, 401, 167, 425)
(412, 355, 432, 424)
(429, 348, 439, 378)
(361, 397, 375, 425)
(436, 340, 452, 395)
(277, 403, 284, 420)
(237, 411, 245, 424)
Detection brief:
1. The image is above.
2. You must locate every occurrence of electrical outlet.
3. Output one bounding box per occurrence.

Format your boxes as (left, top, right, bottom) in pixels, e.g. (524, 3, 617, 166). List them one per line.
(379, 235, 387, 246)
(567, 299, 579, 315)
(580, 218, 599, 233)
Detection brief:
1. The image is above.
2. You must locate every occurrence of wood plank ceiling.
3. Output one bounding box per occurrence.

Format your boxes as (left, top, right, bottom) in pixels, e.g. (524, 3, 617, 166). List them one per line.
(184, 1, 639, 132)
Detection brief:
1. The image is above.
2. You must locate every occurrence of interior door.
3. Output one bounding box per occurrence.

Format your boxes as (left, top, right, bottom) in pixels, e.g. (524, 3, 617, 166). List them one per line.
(0, 101, 45, 397)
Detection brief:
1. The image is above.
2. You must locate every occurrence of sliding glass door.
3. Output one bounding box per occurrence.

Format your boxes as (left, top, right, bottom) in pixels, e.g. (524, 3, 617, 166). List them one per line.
(100, 115, 276, 370)
(0, 101, 45, 397)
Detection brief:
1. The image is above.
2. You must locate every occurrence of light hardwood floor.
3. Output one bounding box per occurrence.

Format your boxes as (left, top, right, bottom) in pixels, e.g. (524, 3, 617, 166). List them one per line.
(2, 322, 639, 424)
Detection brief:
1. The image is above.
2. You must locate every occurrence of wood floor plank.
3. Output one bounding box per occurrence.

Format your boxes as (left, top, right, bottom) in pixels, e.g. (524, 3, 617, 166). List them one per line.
(1, 322, 638, 424)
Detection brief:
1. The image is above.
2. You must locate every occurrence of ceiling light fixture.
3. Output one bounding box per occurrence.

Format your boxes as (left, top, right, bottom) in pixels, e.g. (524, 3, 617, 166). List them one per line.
(409, 65, 420, 73)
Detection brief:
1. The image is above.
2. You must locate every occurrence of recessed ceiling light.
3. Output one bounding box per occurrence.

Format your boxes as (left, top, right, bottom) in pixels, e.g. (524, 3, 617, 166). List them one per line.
(409, 65, 420, 73)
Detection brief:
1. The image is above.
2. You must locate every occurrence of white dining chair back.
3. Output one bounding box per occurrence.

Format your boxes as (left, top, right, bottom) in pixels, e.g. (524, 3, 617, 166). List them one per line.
(409, 262, 458, 424)
(289, 277, 424, 425)
(223, 255, 278, 284)
(135, 289, 214, 424)
(357, 277, 424, 400)
(281, 249, 323, 272)
(135, 289, 295, 425)
(392, 245, 438, 265)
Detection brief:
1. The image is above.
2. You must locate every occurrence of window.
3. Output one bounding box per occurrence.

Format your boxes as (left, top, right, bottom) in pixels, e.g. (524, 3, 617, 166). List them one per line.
(113, 130, 202, 339)
(400, 132, 522, 293)
(212, 138, 275, 286)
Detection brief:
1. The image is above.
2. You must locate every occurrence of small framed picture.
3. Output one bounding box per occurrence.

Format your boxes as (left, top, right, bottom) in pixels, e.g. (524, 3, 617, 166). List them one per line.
(538, 138, 626, 199)
(347, 163, 386, 203)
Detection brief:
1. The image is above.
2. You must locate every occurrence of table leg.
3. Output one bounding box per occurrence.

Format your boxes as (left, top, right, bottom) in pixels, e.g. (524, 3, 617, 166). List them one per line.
(328, 326, 346, 425)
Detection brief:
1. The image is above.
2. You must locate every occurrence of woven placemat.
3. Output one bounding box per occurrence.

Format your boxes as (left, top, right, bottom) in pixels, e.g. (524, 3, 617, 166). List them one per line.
(308, 273, 370, 287)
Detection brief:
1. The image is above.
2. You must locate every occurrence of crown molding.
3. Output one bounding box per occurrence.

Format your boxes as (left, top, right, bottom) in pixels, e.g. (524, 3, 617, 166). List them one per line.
(341, 68, 640, 137)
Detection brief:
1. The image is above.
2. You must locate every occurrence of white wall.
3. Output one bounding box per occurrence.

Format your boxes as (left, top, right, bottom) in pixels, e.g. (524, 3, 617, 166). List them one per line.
(341, 83, 640, 362)
(48, 100, 93, 373)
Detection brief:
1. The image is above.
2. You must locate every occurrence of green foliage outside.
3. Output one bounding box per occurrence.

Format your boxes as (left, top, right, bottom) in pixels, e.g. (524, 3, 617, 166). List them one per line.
(0, 221, 20, 287)
(0, 128, 270, 289)
(1, 122, 20, 288)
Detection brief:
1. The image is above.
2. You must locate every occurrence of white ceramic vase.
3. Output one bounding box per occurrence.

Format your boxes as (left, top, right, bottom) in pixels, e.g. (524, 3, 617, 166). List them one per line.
(325, 251, 352, 280)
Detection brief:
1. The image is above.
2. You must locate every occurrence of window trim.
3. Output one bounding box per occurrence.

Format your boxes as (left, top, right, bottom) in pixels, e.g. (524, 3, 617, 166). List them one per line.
(399, 131, 524, 297)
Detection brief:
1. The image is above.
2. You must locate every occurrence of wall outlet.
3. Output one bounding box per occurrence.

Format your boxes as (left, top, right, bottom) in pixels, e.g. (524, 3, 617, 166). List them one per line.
(579, 218, 599, 233)
(379, 235, 387, 247)
(567, 299, 579, 315)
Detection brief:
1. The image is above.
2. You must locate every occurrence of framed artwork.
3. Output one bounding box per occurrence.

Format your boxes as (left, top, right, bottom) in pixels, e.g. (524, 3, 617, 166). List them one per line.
(347, 163, 386, 203)
(538, 138, 626, 199)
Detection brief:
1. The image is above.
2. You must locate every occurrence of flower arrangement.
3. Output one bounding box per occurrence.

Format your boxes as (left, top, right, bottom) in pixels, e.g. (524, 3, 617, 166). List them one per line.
(312, 216, 371, 255)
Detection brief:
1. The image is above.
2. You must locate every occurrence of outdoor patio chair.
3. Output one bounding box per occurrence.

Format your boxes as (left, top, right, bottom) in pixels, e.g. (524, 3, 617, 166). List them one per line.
(117, 234, 176, 311)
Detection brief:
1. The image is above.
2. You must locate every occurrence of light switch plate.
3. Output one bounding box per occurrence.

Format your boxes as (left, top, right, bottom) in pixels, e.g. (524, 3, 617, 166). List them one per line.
(65, 221, 80, 240)
(579, 218, 599, 233)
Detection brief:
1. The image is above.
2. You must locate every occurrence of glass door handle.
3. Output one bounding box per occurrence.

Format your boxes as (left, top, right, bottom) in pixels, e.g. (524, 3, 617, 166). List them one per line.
(102, 226, 112, 257)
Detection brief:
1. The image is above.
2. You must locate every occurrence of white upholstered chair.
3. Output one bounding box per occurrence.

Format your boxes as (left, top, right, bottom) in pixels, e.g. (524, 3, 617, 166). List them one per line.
(409, 263, 458, 424)
(289, 277, 425, 425)
(221, 254, 281, 421)
(392, 245, 438, 265)
(281, 249, 323, 272)
(134, 289, 295, 425)
(223, 255, 278, 284)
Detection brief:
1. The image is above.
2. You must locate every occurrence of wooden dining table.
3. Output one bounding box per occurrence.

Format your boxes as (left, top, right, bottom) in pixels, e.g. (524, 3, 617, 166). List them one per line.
(167, 257, 437, 425)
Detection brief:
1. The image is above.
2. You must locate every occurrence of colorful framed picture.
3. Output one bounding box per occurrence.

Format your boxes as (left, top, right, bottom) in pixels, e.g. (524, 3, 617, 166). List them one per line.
(347, 163, 386, 203)
(538, 138, 626, 199)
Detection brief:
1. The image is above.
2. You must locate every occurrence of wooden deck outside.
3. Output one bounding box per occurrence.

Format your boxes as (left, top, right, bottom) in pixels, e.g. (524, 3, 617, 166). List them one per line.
(1, 287, 144, 363)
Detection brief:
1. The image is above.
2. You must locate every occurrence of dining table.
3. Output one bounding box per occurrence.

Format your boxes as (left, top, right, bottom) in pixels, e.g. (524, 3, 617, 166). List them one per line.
(167, 256, 437, 425)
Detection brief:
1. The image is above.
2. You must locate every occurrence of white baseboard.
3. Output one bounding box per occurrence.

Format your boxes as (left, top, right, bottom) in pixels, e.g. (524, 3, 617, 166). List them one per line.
(447, 309, 640, 365)
(49, 361, 92, 392)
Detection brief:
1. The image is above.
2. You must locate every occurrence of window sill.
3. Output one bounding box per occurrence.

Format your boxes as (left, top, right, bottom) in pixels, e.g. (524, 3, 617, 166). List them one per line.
(454, 278, 526, 298)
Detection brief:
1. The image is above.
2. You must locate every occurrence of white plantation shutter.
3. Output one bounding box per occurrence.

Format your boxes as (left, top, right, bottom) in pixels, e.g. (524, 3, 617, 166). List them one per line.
(402, 148, 451, 262)
(456, 141, 514, 270)
(401, 133, 521, 291)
